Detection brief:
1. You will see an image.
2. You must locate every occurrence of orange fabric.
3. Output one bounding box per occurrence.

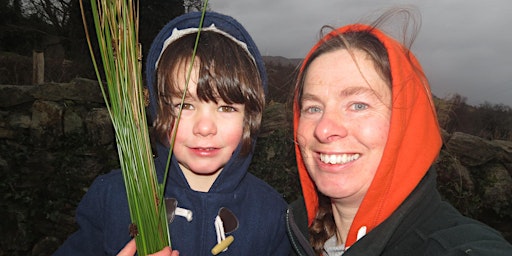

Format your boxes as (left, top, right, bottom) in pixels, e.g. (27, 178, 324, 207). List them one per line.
(293, 24, 442, 247)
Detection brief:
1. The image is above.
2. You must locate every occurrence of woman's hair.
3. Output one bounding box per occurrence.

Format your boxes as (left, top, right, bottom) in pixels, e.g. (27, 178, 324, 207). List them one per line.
(153, 31, 265, 156)
(309, 193, 336, 253)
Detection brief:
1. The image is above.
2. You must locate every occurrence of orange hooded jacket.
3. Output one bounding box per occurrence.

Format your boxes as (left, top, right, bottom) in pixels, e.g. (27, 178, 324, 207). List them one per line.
(292, 24, 443, 248)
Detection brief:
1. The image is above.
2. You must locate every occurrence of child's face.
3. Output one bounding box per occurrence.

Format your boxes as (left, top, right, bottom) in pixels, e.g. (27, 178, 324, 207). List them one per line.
(169, 63, 245, 180)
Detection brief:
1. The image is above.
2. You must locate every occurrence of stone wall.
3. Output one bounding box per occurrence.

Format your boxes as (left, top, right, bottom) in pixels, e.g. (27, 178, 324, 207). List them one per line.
(0, 78, 114, 147)
(0, 78, 120, 255)
(437, 131, 512, 223)
(1, 78, 511, 254)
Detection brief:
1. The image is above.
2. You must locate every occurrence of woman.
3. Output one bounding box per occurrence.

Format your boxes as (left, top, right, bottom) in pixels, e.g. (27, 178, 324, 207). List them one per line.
(287, 10, 512, 256)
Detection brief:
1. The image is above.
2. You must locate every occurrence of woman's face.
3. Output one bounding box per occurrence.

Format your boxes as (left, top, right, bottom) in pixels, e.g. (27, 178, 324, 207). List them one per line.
(297, 49, 392, 204)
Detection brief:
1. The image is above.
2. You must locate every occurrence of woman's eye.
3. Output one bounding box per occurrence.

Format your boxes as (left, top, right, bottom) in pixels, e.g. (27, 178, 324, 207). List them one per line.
(302, 106, 322, 114)
(219, 106, 237, 112)
(352, 103, 368, 111)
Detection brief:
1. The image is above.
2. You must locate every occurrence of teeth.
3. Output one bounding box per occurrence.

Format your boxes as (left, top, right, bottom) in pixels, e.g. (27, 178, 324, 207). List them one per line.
(320, 153, 360, 164)
(197, 147, 215, 150)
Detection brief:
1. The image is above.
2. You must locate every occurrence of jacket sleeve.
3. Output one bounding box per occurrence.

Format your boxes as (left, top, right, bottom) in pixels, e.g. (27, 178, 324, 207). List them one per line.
(426, 221, 512, 256)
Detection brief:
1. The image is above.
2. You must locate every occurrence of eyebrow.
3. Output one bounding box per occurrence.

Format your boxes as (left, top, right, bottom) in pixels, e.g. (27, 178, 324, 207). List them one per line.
(301, 86, 376, 101)
(339, 86, 376, 97)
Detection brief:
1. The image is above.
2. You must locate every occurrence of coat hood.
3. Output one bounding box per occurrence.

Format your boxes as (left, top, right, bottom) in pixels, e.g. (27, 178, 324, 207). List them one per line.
(293, 24, 442, 247)
(145, 11, 267, 193)
(145, 11, 268, 123)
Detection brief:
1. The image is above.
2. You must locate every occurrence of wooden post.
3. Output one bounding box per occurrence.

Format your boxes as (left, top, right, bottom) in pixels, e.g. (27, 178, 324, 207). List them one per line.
(33, 50, 44, 85)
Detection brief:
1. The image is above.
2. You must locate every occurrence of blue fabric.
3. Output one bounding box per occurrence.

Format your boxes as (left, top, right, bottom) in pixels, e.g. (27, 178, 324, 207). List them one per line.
(53, 144, 290, 255)
(54, 11, 290, 255)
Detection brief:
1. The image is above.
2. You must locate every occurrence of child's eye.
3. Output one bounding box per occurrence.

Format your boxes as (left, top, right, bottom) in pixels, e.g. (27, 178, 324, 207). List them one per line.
(219, 106, 237, 112)
(174, 103, 194, 110)
(351, 103, 368, 111)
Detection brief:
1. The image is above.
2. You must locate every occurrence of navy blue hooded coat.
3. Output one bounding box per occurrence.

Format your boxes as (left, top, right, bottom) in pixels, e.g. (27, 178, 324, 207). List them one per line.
(53, 12, 290, 255)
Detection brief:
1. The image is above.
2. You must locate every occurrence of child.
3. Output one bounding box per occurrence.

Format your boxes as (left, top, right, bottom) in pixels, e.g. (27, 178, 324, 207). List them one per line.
(54, 11, 290, 255)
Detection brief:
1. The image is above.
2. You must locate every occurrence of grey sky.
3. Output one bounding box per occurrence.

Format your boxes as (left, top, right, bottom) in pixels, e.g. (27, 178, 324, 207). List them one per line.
(210, 0, 512, 107)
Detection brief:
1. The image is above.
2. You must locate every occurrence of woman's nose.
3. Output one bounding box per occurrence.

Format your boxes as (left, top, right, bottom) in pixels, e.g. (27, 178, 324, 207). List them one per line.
(314, 111, 348, 142)
(193, 111, 217, 136)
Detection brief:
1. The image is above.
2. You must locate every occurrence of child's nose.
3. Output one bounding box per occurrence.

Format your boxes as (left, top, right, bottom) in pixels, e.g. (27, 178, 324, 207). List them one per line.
(193, 112, 217, 136)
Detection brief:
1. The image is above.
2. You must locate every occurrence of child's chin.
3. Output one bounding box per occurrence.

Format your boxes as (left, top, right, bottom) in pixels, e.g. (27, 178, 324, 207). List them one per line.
(191, 167, 223, 176)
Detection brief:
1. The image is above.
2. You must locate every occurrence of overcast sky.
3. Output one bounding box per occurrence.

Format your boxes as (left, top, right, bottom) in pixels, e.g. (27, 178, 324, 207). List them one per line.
(210, 0, 512, 107)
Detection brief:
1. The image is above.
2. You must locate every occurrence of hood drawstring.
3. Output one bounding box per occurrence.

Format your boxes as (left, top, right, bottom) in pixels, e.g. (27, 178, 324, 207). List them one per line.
(356, 226, 367, 241)
(344, 226, 367, 252)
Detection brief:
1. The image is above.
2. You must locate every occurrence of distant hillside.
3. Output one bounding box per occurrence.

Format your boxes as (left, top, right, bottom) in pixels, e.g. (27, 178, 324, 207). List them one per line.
(263, 56, 302, 67)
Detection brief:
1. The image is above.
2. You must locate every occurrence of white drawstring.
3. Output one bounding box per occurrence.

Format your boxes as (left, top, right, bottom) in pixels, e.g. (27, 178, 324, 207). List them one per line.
(174, 207, 193, 222)
(344, 226, 367, 252)
(214, 215, 228, 252)
(356, 226, 367, 241)
(171, 204, 236, 255)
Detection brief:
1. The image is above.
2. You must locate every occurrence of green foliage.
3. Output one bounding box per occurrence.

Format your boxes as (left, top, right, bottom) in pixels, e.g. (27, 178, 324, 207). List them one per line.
(474, 102, 512, 140)
(435, 151, 483, 217)
(249, 104, 301, 203)
(436, 94, 512, 140)
(265, 60, 299, 103)
(0, 0, 184, 66)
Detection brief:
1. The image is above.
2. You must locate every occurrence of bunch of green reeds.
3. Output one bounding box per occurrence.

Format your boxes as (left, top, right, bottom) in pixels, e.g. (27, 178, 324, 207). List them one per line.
(80, 0, 209, 253)
(79, 0, 169, 254)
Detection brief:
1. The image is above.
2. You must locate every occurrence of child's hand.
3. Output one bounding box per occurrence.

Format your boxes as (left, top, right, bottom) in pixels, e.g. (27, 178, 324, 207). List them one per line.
(117, 239, 179, 256)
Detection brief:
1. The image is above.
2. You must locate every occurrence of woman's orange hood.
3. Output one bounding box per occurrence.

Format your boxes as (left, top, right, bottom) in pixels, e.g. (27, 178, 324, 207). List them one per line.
(293, 24, 442, 247)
